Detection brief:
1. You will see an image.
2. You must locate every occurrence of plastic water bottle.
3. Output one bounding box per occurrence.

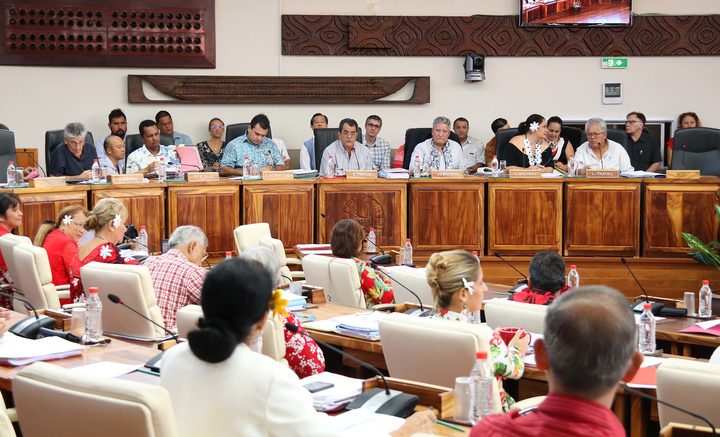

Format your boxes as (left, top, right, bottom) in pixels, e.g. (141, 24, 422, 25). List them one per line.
(225, 251, 233, 259)
(403, 238, 413, 266)
(85, 287, 103, 343)
(242, 156, 251, 178)
(157, 158, 167, 182)
(6, 160, 16, 186)
(137, 225, 149, 252)
(413, 155, 421, 178)
(326, 153, 336, 178)
(91, 158, 101, 183)
(699, 280, 713, 318)
(469, 351, 494, 424)
(365, 227, 377, 253)
(567, 265, 580, 288)
(638, 303, 656, 354)
(491, 155, 499, 177)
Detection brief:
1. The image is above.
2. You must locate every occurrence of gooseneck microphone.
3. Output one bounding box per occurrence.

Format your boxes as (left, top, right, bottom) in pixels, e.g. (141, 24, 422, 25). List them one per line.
(621, 258, 685, 317)
(107, 294, 178, 342)
(364, 238, 392, 265)
(621, 257, 649, 303)
(19, 149, 47, 177)
(494, 252, 529, 284)
(370, 262, 425, 311)
(0, 290, 55, 338)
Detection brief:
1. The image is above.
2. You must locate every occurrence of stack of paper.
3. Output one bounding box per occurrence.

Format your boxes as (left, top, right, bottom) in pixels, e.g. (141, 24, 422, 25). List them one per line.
(329, 409, 405, 436)
(296, 244, 333, 256)
(680, 319, 720, 337)
(281, 289, 307, 312)
(621, 170, 664, 178)
(301, 372, 363, 412)
(0, 333, 84, 366)
(379, 169, 409, 179)
(334, 312, 388, 340)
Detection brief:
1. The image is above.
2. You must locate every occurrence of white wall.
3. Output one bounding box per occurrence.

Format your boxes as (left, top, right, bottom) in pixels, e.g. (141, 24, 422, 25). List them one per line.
(2, 0, 719, 167)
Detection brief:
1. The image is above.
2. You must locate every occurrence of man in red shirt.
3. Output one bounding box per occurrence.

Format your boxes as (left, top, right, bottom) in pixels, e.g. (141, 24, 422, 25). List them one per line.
(472, 286, 643, 437)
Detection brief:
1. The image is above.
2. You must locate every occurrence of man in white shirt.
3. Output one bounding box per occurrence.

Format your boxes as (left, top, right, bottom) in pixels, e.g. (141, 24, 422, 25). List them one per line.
(363, 115, 391, 170)
(300, 113, 329, 171)
(126, 120, 173, 175)
(318, 118, 373, 176)
(409, 116, 467, 172)
(574, 117, 634, 173)
(273, 138, 292, 168)
(453, 117, 485, 174)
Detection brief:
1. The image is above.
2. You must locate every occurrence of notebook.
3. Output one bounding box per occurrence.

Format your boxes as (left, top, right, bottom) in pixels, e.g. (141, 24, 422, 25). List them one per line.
(175, 146, 204, 172)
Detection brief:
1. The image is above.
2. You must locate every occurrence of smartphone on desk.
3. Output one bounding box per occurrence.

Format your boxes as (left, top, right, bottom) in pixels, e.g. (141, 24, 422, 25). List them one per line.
(303, 381, 334, 393)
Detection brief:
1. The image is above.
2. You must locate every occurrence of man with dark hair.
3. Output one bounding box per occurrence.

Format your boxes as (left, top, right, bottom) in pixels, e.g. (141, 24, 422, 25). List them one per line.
(126, 120, 173, 175)
(220, 114, 285, 177)
(318, 118, 373, 176)
(472, 286, 643, 436)
(155, 110, 192, 145)
(362, 115, 391, 171)
(300, 113, 328, 170)
(95, 108, 128, 159)
(49, 122, 97, 180)
(626, 111, 661, 172)
(510, 251, 569, 305)
(454, 117, 485, 174)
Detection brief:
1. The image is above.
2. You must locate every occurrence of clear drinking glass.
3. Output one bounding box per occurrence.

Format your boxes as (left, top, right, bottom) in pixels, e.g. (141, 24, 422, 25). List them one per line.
(100, 165, 108, 182)
(498, 160, 507, 175)
(453, 376, 473, 424)
(567, 158, 576, 176)
(15, 167, 24, 184)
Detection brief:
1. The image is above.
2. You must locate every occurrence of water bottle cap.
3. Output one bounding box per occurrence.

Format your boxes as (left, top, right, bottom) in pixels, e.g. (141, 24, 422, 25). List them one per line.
(370, 227, 375, 231)
(93, 158, 98, 163)
(570, 265, 577, 269)
(405, 238, 411, 242)
(643, 303, 652, 310)
(472, 251, 478, 255)
(492, 155, 497, 159)
(88, 287, 99, 294)
(8, 160, 13, 165)
(476, 351, 488, 360)
(140, 225, 146, 230)
(226, 251, 232, 256)
(703, 280, 709, 285)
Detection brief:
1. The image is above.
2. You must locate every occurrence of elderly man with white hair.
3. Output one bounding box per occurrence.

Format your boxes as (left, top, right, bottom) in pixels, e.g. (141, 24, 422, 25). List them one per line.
(409, 116, 467, 172)
(144, 225, 208, 331)
(49, 122, 98, 180)
(574, 117, 634, 173)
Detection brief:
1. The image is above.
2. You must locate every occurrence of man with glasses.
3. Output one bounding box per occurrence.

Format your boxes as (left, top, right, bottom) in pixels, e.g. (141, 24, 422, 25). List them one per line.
(49, 122, 98, 181)
(573, 117, 633, 174)
(220, 113, 285, 176)
(362, 115, 391, 171)
(319, 118, 373, 176)
(409, 116, 467, 172)
(144, 225, 208, 331)
(625, 111, 661, 172)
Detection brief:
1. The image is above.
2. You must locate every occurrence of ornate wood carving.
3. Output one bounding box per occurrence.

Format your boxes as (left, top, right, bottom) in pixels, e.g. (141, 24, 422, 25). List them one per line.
(127, 75, 430, 104)
(1, 0, 215, 67)
(282, 14, 720, 57)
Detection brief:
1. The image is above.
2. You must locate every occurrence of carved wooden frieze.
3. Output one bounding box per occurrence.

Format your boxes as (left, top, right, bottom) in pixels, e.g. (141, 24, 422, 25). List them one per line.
(282, 14, 720, 57)
(127, 75, 430, 104)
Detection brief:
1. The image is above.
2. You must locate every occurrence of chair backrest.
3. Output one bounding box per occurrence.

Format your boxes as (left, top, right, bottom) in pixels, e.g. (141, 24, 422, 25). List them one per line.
(710, 346, 720, 365)
(226, 123, 273, 144)
(379, 312, 502, 412)
(80, 262, 165, 338)
(483, 298, 548, 334)
(14, 361, 178, 437)
(124, 134, 144, 158)
(560, 126, 582, 149)
(233, 223, 271, 253)
(671, 127, 720, 176)
(45, 129, 94, 171)
(160, 134, 174, 146)
(12, 244, 61, 312)
(301, 254, 364, 308)
(383, 266, 433, 308)
(0, 233, 32, 285)
(402, 128, 462, 169)
(0, 129, 16, 184)
(495, 128, 520, 163)
(312, 127, 363, 171)
(656, 358, 720, 428)
(258, 237, 292, 286)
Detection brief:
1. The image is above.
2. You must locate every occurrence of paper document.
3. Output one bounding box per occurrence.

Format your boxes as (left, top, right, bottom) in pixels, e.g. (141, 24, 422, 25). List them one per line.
(621, 170, 664, 178)
(68, 361, 142, 378)
(301, 372, 363, 412)
(0, 333, 83, 366)
(329, 408, 404, 436)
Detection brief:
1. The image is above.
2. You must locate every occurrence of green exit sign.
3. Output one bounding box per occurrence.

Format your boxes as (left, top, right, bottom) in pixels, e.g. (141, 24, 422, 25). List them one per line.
(602, 58, 628, 69)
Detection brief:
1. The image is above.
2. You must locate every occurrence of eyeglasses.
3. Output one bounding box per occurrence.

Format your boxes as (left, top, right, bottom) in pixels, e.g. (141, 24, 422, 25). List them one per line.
(366, 123, 381, 129)
(201, 252, 209, 262)
(586, 131, 606, 137)
(210, 125, 225, 130)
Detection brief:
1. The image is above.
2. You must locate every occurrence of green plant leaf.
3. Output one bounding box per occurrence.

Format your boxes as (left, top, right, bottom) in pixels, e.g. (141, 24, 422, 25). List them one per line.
(682, 232, 720, 269)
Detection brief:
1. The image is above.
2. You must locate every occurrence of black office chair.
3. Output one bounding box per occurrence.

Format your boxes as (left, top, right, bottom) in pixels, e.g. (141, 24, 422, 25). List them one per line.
(160, 134, 175, 146)
(561, 126, 582, 150)
(313, 127, 362, 171)
(0, 129, 16, 183)
(45, 129, 95, 173)
(124, 134, 145, 158)
(225, 123, 273, 144)
(670, 127, 720, 176)
(495, 128, 520, 163)
(579, 128, 628, 150)
(402, 128, 462, 169)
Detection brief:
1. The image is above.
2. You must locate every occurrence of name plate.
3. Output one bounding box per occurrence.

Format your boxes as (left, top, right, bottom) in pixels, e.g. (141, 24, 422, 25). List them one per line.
(508, 169, 542, 178)
(184, 171, 220, 182)
(28, 176, 66, 187)
(346, 169, 378, 179)
(586, 168, 620, 178)
(261, 170, 294, 181)
(108, 173, 144, 184)
(430, 169, 463, 178)
(666, 170, 700, 180)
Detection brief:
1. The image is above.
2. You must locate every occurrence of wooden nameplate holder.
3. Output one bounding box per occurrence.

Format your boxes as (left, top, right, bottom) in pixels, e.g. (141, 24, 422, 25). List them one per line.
(301, 284, 326, 304)
(261, 170, 294, 181)
(37, 309, 71, 331)
(346, 169, 378, 179)
(666, 170, 701, 179)
(108, 173, 144, 184)
(184, 171, 220, 182)
(28, 177, 66, 187)
(508, 169, 542, 178)
(586, 168, 620, 178)
(431, 169, 463, 178)
(362, 376, 456, 420)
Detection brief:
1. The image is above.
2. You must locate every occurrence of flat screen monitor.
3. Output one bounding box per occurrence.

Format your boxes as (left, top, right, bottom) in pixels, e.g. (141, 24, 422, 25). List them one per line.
(520, 0, 632, 27)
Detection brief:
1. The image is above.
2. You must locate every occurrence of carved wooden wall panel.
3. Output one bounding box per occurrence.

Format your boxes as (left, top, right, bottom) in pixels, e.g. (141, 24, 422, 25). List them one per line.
(1, 0, 215, 67)
(282, 14, 720, 57)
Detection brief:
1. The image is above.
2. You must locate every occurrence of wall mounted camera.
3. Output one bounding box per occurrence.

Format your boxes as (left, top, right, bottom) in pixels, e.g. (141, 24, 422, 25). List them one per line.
(463, 54, 485, 81)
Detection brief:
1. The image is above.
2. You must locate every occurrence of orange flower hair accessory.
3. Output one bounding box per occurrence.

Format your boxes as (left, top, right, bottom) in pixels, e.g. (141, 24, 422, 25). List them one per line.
(270, 289, 290, 317)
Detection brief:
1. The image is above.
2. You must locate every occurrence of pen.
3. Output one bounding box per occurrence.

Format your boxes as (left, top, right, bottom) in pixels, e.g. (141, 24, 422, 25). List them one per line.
(296, 314, 316, 320)
(436, 420, 464, 432)
(137, 367, 160, 377)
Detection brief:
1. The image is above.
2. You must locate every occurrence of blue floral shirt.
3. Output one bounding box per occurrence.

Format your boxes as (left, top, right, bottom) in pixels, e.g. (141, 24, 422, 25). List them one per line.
(221, 135, 284, 169)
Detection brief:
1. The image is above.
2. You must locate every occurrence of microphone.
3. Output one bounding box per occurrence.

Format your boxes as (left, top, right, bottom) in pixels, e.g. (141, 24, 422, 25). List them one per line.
(364, 238, 392, 265)
(621, 258, 664, 316)
(36, 327, 81, 343)
(370, 262, 425, 311)
(281, 272, 294, 284)
(620, 384, 717, 436)
(106, 294, 178, 343)
(18, 149, 47, 177)
(285, 322, 419, 418)
(0, 290, 55, 339)
(494, 252, 529, 284)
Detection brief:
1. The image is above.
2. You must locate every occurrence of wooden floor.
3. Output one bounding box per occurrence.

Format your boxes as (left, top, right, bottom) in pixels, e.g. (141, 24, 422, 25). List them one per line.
(533, 4, 630, 24)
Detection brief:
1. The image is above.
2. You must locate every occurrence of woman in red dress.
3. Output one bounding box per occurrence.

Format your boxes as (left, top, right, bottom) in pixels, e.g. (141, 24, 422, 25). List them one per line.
(0, 194, 23, 307)
(34, 205, 88, 305)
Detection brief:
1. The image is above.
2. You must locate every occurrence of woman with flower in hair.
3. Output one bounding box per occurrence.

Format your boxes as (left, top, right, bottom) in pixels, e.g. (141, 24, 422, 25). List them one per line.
(34, 205, 88, 305)
(426, 249, 529, 411)
(501, 113, 555, 173)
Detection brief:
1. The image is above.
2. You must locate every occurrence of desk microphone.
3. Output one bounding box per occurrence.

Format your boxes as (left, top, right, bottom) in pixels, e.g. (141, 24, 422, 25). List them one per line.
(0, 290, 56, 338)
(18, 149, 47, 177)
(285, 323, 419, 418)
(494, 252, 529, 284)
(364, 238, 392, 265)
(106, 294, 178, 343)
(620, 384, 717, 436)
(370, 262, 425, 311)
(621, 258, 665, 316)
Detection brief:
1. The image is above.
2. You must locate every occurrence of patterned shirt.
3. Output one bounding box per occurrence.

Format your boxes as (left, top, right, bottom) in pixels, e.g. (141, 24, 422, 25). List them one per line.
(280, 311, 326, 378)
(196, 140, 227, 169)
(352, 258, 395, 307)
(409, 138, 467, 172)
(221, 134, 284, 169)
(125, 145, 174, 174)
(144, 249, 205, 331)
(509, 285, 571, 306)
(431, 309, 525, 412)
(363, 135, 392, 170)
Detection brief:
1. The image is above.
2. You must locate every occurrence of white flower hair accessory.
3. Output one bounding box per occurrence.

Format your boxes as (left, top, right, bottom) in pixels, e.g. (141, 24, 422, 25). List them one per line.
(61, 215, 73, 226)
(462, 277, 475, 295)
(529, 121, 540, 132)
(111, 214, 122, 229)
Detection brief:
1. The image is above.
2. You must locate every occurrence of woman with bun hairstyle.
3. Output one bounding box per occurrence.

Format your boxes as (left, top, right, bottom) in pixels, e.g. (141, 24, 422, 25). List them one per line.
(426, 249, 529, 411)
(34, 205, 88, 304)
(501, 113, 554, 173)
(160, 258, 436, 437)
